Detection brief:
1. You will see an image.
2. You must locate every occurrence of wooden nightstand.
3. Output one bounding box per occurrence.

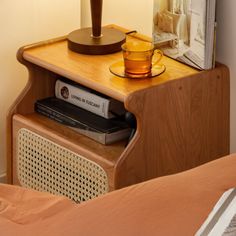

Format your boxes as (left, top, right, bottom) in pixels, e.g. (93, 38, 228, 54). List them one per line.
(6, 25, 230, 202)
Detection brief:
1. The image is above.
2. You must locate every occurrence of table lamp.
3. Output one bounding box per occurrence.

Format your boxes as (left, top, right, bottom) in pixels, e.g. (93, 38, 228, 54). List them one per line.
(67, 0, 126, 55)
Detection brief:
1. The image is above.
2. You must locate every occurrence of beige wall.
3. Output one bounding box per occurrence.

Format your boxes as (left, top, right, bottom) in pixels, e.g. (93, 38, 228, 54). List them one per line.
(0, 0, 80, 179)
(81, 0, 236, 153)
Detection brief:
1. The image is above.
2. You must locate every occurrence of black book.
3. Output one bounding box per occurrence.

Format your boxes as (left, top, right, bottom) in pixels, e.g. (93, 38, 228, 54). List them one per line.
(35, 97, 131, 144)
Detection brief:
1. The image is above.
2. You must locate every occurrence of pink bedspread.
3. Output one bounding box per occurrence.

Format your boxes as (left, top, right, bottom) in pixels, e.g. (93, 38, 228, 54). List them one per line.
(1, 154, 236, 235)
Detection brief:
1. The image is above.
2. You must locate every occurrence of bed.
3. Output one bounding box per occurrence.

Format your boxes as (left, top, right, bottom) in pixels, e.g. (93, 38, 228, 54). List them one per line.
(1, 154, 236, 235)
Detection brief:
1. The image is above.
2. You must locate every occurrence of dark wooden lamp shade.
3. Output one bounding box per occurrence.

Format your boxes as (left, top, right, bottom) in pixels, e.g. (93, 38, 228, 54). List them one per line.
(67, 0, 126, 55)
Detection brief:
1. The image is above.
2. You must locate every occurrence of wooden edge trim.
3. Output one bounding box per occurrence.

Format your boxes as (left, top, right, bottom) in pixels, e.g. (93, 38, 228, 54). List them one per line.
(17, 36, 67, 64)
(5, 75, 33, 183)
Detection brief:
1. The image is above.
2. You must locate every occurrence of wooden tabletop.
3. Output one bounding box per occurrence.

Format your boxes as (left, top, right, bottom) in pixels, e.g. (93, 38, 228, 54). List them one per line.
(21, 25, 198, 102)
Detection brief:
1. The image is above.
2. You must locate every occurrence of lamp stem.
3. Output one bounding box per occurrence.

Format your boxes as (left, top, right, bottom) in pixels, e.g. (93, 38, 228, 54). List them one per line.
(67, 0, 125, 54)
(90, 0, 103, 38)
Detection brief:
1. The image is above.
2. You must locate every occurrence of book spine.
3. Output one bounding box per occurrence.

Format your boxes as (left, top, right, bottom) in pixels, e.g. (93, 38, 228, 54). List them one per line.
(55, 80, 112, 119)
(35, 102, 97, 133)
(35, 103, 115, 145)
(35, 100, 130, 145)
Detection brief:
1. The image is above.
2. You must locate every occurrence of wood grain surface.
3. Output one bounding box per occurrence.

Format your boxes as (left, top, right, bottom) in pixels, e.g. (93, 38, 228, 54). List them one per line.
(114, 64, 230, 188)
(6, 25, 230, 192)
(21, 25, 198, 102)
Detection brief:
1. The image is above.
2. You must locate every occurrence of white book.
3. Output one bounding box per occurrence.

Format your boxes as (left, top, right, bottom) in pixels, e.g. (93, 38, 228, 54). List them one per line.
(152, 0, 216, 70)
(55, 80, 125, 119)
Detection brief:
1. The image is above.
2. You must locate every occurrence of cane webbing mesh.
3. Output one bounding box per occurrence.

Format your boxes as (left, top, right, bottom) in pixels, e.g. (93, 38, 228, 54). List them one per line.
(17, 128, 109, 203)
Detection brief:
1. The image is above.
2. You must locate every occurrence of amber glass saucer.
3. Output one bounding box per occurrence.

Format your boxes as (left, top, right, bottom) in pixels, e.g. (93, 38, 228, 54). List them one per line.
(109, 61, 166, 79)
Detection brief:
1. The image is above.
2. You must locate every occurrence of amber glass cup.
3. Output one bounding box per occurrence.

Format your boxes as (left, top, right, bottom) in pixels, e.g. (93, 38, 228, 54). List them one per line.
(121, 41, 163, 77)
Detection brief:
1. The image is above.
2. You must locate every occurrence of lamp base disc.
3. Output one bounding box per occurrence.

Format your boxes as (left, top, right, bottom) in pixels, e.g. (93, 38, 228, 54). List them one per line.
(67, 27, 126, 55)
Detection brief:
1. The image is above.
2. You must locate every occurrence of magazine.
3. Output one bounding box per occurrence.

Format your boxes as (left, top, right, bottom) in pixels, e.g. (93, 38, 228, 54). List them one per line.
(195, 188, 236, 236)
(152, 0, 216, 70)
(35, 97, 131, 145)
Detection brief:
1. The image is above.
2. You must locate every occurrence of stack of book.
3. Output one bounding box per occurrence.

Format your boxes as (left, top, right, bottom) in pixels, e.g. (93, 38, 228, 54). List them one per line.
(35, 78, 131, 145)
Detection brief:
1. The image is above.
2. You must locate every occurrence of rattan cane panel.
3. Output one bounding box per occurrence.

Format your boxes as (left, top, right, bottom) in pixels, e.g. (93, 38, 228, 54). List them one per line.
(17, 128, 109, 203)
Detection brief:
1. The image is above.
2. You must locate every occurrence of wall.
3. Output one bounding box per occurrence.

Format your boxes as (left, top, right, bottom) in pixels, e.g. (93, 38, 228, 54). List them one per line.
(216, 0, 236, 153)
(81, 0, 236, 153)
(0, 0, 80, 182)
